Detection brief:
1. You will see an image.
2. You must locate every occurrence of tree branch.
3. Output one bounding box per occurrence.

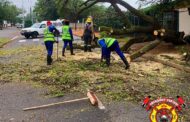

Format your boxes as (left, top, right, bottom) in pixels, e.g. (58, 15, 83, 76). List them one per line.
(117, 0, 159, 26)
(77, 0, 99, 18)
(110, 2, 131, 27)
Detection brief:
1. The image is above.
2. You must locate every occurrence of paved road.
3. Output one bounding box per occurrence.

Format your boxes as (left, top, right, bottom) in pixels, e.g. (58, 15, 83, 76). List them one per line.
(0, 83, 148, 122)
(0, 27, 20, 39)
(3, 28, 82, 49)
(0, 27, 149, 122)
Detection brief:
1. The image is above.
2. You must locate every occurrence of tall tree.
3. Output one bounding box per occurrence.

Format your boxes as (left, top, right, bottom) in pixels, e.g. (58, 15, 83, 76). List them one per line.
(34, 0, 59, 21)
(0, 0, 22, 24)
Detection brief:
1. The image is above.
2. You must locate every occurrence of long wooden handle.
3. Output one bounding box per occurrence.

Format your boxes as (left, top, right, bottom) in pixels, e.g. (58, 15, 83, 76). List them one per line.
(23, 97, 88, 111)
(57, 36, 59, 60)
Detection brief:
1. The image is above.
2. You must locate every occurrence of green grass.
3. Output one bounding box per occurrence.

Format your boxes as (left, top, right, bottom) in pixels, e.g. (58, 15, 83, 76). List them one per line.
(0, 38, 10, 48)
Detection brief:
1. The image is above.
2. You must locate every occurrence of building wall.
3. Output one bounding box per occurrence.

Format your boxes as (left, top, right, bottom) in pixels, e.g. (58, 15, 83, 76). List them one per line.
(178, 8, 190, 35)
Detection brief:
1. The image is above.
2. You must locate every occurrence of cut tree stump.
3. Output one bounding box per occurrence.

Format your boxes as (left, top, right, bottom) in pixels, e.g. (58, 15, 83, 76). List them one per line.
(143, 56, 190, 73)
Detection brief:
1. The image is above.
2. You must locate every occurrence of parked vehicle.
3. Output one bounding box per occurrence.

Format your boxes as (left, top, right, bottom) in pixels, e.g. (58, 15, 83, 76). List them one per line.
(16, 23, 24, 28)
(20, 20, 63, 39)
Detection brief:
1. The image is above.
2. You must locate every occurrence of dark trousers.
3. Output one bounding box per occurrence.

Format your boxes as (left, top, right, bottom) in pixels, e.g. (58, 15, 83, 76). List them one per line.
(63, 39, 73, 51)
(106, 41, 126, 62)
(45, 41, 54, 56)
(84, 35, 92, 51)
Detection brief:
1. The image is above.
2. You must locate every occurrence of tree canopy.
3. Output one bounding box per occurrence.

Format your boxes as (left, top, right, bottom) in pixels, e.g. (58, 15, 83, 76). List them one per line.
(0, 0, 22, 24)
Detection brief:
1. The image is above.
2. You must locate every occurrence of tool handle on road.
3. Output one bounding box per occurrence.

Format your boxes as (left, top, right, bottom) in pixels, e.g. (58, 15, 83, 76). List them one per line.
(23, 97, 89, 111)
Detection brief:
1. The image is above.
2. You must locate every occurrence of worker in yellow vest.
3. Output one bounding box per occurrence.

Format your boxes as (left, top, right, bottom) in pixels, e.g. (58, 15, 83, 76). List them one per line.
(44, 21, 59, 65)
(62, 20, 74, 56)
(97, 38, 130, 69)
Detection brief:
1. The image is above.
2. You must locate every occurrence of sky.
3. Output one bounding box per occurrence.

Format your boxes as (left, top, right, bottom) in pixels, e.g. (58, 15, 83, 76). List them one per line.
(8, 0, 36, 13)
(8, 0, 139, 13)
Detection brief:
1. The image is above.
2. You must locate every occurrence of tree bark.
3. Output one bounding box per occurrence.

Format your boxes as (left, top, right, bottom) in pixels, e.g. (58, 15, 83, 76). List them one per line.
(130, 39, 161, 60)
(99, 26, 154, 35)
(121, 35, 155, 51)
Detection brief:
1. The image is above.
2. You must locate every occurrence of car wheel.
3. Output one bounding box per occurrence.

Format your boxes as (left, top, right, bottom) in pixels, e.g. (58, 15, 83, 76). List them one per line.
(25, 35, 30, 39)
(32, 32, 38, 38)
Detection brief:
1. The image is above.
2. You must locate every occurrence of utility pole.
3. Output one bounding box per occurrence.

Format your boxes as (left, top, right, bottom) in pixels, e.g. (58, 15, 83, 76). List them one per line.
(22, 0, 25, 27)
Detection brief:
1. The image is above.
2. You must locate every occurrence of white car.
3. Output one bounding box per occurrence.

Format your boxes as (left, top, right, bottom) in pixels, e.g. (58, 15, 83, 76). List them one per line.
(20, 21, 62, 39)
(16, 23, 24, 28)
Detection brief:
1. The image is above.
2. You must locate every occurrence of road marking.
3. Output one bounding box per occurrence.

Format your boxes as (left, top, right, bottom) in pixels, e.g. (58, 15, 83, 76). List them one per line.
(33, 39, 40, 42)
(11, 36, 18, 41)
(18, 40, 26, 43)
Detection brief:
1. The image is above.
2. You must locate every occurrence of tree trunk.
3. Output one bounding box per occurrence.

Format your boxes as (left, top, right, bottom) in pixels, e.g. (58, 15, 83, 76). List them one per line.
(100, 26, 154, 35)
(130, 39, 161, 60)
(121, 35, 155, 51)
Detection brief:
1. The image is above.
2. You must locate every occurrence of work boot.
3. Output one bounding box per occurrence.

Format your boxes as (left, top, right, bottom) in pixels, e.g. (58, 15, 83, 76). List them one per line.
(84, 45, 87, 52)
(62, 49, 65, 57)
(87, 46, 92, 52)
(106, 58, 110, 67)
(47, 55, 52, 65)
(122, 58, 130, 69)
(70, 48, 75, 55)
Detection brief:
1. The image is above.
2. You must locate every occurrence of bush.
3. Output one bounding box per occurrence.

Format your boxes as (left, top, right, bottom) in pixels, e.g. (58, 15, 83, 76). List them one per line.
(24, 20, 32, 28)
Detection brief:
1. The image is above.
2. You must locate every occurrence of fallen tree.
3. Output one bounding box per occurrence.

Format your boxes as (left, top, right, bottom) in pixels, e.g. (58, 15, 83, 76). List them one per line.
(121, 35, 156, 51)
(62, 0, 186, 60)
(130, 39, 161, 60)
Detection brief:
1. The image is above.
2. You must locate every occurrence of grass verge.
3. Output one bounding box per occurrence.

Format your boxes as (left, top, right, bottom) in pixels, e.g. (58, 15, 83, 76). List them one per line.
(0, 38, 10, 48)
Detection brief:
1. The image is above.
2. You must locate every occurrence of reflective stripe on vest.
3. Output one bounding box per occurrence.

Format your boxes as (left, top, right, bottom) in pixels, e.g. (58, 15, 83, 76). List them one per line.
(62, 25, 71, 40)
(44, 28, 55, 42)
(105, 38, 116, 48)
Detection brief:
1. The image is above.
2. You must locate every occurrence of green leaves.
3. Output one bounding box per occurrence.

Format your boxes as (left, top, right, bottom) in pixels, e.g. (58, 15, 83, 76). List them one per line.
(0, 1, 21, 23)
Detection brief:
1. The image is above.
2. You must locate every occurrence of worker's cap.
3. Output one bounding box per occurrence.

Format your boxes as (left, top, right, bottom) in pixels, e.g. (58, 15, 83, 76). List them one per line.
(47, 21, 52, 26)
(86, 17, 92, 23)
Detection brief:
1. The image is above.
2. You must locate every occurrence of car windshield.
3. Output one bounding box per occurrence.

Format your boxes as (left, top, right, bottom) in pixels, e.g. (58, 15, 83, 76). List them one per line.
(31, 23, 40, 28)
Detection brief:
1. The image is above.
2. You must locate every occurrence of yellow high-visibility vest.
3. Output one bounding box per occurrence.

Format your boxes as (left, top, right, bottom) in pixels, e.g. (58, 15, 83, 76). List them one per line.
(44, 28, 55, 42)
(62, 25, 71, 40)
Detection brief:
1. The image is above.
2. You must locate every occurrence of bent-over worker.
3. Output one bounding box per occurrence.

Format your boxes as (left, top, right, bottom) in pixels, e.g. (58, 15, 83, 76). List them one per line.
(97, 38, 130, 69)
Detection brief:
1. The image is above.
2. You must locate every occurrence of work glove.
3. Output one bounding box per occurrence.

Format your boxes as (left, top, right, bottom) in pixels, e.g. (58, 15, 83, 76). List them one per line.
(53, 29, 60, 37)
